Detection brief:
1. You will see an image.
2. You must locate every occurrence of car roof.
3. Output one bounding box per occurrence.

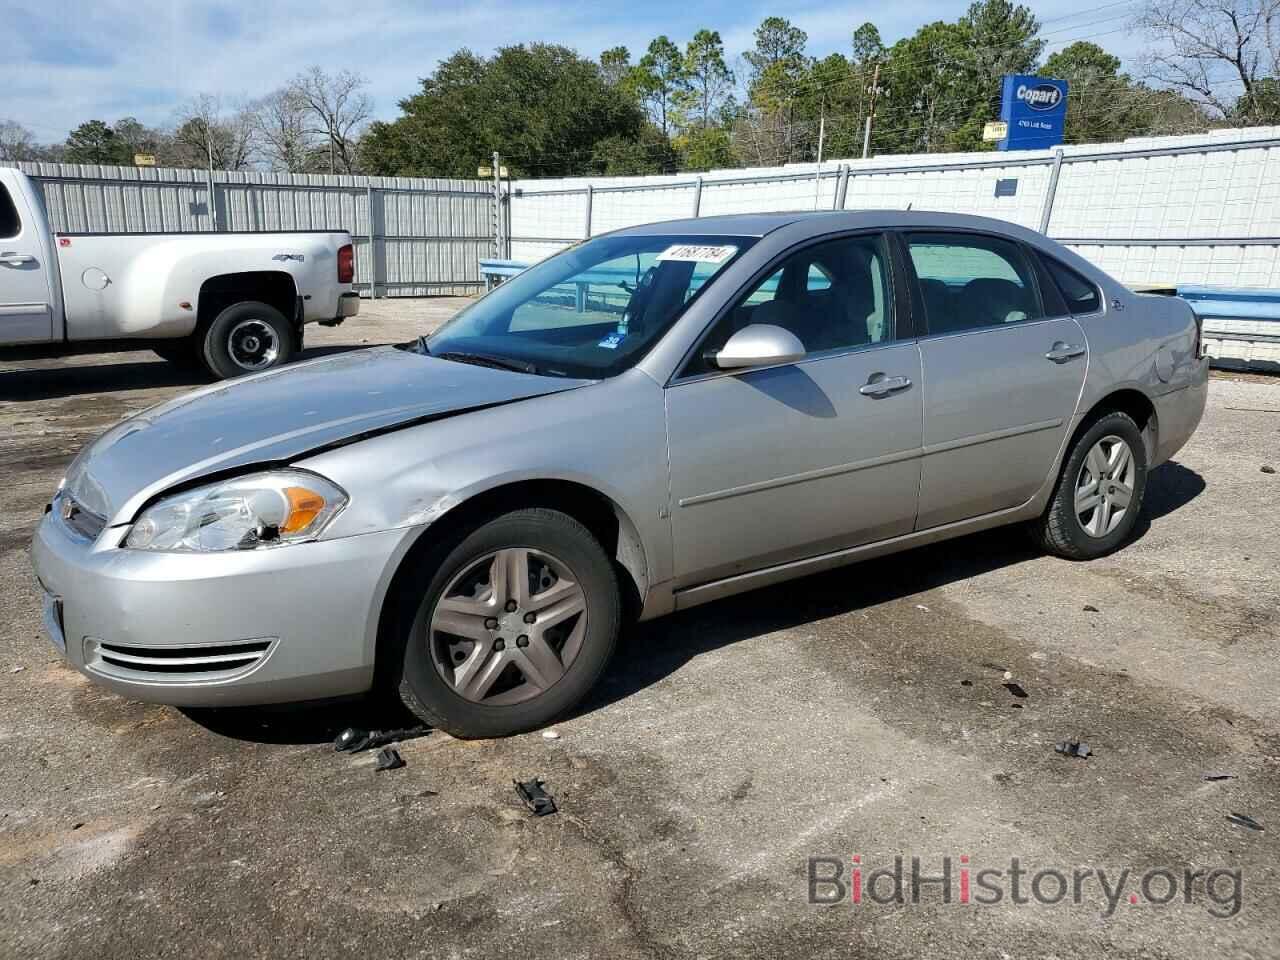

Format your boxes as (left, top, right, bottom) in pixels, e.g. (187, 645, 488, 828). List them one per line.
(609, 209, 1048, 242)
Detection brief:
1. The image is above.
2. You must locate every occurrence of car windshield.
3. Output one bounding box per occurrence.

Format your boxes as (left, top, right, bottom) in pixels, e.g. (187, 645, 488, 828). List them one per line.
(424, 234, 756, 379)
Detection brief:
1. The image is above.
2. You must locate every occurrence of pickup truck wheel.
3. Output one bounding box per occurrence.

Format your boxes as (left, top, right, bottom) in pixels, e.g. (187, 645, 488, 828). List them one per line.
(393, 508, 621, 739)
(201, 301, 294, 379)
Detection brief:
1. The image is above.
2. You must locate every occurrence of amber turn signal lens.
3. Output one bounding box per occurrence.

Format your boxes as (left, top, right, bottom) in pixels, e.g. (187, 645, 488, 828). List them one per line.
(281, 487, 327, 534)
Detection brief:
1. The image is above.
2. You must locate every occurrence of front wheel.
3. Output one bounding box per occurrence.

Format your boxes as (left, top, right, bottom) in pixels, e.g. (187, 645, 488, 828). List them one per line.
(1035, 410, 1148, 560)
(394, 508, 621, 739)
(200, 301, 293, 379)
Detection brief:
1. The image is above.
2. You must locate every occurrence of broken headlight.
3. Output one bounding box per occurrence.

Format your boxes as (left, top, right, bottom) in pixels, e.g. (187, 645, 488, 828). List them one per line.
(124, 470, 347, 552)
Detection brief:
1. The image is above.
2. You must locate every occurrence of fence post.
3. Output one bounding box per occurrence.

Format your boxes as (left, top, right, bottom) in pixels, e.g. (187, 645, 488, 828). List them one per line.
(583, 184, 594, 239)
(692, 176, 703, 218)
(1039, 148, 1064, 235)
(834, 164, 849, 210)
(207, 167, 218, 231)
(366, 183, 377, 299)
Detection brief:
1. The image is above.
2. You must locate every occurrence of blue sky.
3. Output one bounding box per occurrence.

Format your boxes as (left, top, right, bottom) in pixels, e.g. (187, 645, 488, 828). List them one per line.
(1, 0, 1152, 142)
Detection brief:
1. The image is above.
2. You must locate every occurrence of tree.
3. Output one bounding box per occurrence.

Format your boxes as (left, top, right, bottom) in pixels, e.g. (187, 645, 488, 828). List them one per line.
(1138, 0, 1280, 121)
(743, 16, 809, 83)
(0, 120, 39, 162)
(678, 126, 735, 169)
(361, 44, 645, 178)
(251, 88, 316, 173)
(737, 17, 812, 166)
(681, 30, 734, 129)
(632, 36, 689, 136)
(593, 124, 680, 174)
(290, 67, 372, 174)
(172, 95, 255, 170)
(64, 120, 127, 164)
(600, 46, 632, 87)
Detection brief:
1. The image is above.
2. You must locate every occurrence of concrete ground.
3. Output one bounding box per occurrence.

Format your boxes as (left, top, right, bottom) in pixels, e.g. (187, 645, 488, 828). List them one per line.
(1, 299, 1278, 959)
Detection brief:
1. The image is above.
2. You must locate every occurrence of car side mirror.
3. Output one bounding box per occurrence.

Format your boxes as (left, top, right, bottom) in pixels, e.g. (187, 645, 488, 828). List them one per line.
(712, 324, 806, 370)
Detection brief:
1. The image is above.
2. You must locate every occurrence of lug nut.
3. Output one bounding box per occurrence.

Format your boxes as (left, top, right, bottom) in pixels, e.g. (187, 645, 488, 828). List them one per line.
(523, 612, 536, 624)
(516, 635, 529, 648)
(494, 638, 505, 651)
(485, 617, 498, 629)
(505, 600, 518, 612)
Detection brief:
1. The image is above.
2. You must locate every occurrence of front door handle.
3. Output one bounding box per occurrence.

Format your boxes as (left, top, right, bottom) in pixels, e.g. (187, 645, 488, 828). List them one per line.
(1045, 342, 1086, 363)
(0, 252, 36, 266)
(859, 375, 913, 397)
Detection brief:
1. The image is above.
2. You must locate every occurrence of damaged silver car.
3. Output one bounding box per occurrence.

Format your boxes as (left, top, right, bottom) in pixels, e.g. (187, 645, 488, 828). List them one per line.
(31, 211, 1209, 737)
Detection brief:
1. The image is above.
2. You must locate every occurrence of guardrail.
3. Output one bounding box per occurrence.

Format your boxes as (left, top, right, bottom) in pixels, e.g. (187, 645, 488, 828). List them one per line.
(1177, 286, 1280, 371)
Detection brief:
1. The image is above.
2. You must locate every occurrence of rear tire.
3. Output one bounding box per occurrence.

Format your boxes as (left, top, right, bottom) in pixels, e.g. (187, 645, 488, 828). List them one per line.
(200, 301, 293, 379)
(392, 508, 621, 739)
(1035, 410, 1147, 560)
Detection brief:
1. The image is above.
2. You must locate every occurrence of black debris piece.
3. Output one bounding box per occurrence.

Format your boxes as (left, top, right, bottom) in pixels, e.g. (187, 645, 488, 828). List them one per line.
(334, 725, 430, 753)
(514, 779, 558, 817)
(1055, 740, 1092, 759)
(1082, 604, 1100, 613)
(980, 662, 1009, 673)
(1261, 465, 1276, 474)
(375, 746, 406, 771)
(1203, 773, 1237, 781)
(960, 679, 973, 686)
(1226, 812, 1264, 831)
(1004, 682, 1029, 698)
(1010, 703, 1024, 709)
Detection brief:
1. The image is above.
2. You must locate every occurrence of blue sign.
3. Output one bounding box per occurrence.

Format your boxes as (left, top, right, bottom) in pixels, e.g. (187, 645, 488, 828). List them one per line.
(998, 74, 1068, 151)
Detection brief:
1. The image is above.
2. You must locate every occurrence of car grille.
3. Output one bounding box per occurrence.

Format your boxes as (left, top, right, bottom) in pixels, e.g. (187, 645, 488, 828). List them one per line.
(88, 639, 274, 681)
(58, 493, 107, 541)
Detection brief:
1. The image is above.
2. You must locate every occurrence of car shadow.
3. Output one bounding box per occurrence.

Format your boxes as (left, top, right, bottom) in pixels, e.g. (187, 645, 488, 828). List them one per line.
(0, 342, 390, 403)
(576, 459, 1206, 720)
(180, 460, 1206, 744)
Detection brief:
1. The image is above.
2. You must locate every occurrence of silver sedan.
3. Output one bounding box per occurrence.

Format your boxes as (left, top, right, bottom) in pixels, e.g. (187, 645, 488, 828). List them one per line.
(31, 211, 1209, 738)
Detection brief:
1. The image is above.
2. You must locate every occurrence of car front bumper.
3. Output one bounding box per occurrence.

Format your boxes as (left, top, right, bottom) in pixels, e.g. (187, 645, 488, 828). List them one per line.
(30, 507, 417, 707)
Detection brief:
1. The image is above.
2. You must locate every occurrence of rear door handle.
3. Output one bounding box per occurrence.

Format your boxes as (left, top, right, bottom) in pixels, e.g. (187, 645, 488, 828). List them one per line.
(1045, 342, 1085, 363)
(859, 375, 913, 397)
(0, 252, 36, 266)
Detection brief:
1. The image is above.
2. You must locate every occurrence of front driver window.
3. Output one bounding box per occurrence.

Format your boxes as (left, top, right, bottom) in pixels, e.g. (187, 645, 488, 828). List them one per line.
(685, 233, 893, 377)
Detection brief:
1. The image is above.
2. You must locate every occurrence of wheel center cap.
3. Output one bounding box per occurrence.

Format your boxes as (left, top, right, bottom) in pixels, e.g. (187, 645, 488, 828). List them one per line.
(498, 612, 523, 635)
(244, 335, 260, 352)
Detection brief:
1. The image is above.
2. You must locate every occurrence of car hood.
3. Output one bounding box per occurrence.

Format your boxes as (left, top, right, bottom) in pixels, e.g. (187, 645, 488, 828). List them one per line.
(63, 347, 590, 527)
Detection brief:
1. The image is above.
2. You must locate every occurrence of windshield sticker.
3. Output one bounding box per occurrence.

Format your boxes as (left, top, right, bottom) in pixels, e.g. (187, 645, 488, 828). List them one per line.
(597, 332, 625, 350)
(655, 244, 738, 264)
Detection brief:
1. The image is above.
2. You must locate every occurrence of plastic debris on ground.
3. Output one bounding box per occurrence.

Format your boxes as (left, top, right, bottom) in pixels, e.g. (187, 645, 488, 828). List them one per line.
(333, 725, 430, 753)
(1055, 740, 1092, 759)
(1203, 773, 1237, 781)
(542, 729, 561, 740)
(1003, 682, 1029, 699)
(514, 779, 558, 816)
(1226, 812, 1264, 831)
(374, 746, 405, 772)
(1083, 604, 1100, 612)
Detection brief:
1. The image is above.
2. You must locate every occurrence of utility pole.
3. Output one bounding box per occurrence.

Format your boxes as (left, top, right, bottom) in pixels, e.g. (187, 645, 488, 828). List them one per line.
(862, 62, 881, 160)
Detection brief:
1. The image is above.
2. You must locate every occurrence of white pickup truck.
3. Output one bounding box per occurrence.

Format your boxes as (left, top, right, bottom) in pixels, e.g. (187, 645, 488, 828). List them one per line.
(0, 167, 359, 378)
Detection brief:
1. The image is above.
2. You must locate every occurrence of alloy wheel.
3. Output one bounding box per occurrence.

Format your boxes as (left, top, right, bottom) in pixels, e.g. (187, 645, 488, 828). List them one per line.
(1075, 434, 1136, 538)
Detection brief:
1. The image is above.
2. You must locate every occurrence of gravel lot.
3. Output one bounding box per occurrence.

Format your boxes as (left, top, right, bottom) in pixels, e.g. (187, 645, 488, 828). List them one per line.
(1, 299, 1278, 959)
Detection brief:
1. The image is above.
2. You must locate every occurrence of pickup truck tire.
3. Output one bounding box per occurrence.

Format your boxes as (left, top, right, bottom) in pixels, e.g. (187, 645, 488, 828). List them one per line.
(200, 301, 294, 379)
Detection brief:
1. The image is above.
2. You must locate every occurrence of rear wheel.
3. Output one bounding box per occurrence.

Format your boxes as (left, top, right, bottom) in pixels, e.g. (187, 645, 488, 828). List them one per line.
(200, 301, 293, 379)
(394, 508, 621, 739)
(1036, 410, 1147, 559)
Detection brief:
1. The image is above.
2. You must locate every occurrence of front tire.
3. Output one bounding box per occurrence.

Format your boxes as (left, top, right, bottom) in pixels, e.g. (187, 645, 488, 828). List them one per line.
(394, 508, 621, 739)
(1036, 410, 1148, 560)
(200, 301, 293, 379)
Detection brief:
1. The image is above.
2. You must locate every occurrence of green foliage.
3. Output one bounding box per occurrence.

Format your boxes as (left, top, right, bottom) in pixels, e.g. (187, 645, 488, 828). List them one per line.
(361, 44, 644, 177)
(631, 36, 689, 136)
(64, 120, 129, 164)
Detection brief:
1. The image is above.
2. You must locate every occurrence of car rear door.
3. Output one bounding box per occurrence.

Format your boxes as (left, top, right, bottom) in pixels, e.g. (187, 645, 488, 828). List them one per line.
(904, 231, 1087, 529)
(0, 177, 55, 343)
(664, 231, 923, 587)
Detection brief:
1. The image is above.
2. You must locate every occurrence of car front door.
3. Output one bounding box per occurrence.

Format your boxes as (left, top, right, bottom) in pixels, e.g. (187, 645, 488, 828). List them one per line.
(664, 232, 923, 587)
(0, 178, 54, 344)
(904, 231, 1088, 529)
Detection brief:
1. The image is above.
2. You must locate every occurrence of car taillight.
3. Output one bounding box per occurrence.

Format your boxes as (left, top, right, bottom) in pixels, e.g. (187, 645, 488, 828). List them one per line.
(337, 243, 354, 284)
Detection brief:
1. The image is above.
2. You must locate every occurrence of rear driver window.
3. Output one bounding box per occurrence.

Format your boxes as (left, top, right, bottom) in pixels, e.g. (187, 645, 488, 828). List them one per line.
(1043, 257, 1102, 315)
(0, 185, 20, 239)
(907, 233, 1043, 335)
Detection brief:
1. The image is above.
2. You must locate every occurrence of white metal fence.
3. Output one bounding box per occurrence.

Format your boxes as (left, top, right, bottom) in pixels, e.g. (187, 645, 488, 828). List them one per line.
(509, 126, 1280, 289)
(7, 125, 1280, 295)
(3, 161, 498, 297)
